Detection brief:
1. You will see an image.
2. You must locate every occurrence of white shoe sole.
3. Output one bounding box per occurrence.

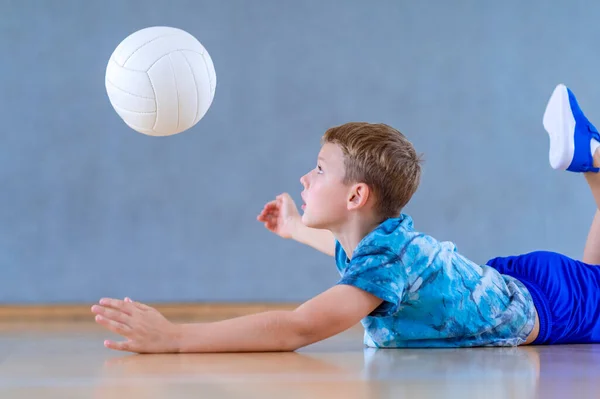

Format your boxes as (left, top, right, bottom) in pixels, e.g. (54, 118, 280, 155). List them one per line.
(542, 84, 576, 170)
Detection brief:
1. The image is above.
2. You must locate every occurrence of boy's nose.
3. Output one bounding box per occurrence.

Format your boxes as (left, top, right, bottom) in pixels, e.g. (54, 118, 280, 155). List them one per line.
(300, 173, 309, 188)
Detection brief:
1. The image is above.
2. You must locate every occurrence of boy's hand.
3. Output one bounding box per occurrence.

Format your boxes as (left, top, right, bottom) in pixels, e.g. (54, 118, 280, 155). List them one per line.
(258, 192, 335, 256)
(257, 193, 301, 239)
(91, 297, 181, 353)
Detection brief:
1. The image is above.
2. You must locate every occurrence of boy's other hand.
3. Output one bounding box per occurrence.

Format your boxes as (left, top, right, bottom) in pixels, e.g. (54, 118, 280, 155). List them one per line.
(91, 297, 181, 353)
(257, 193, 301, 239)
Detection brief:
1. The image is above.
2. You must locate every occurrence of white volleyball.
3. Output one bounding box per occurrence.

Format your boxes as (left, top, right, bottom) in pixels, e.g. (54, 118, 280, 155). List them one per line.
(105, 26, 216, 136)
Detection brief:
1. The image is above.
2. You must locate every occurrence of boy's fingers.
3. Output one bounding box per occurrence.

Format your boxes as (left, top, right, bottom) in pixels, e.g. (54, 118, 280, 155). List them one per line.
(258, 215, 272, 223)
(91, 305, 131, 325)
(95, 314, 131, 336)
(263, 206, 277, 214)
(125, 297, 148, 311)
(266, 218, 277, 226)
(98, 298, 135, 316)
(257, 211, 269, 220)
(263, 200, 278, 209)
(277, 193, 292, 203)
(131, 300, 152, 312)
(104, 339, 136, 352)
(258, 203, 278, 216)
(258, 209, 278, 221)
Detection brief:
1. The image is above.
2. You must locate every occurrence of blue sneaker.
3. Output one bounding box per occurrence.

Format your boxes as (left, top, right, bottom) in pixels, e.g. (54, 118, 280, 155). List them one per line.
(543, 84, 600, 172)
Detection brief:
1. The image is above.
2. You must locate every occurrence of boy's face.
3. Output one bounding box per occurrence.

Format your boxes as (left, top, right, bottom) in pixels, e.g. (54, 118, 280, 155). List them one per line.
(300, 143, 350, 229)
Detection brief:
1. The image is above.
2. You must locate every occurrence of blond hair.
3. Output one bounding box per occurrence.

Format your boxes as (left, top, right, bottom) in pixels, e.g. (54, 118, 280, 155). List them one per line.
(322, 122, 422, 219)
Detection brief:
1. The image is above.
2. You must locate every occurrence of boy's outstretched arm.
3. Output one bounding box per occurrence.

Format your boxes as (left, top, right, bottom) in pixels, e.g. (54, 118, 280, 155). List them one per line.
(91, 285, 382, 353)
(257, 193, 335, 257)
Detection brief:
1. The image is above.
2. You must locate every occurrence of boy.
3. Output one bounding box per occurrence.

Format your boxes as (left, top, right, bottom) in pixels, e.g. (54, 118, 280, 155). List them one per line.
(91, 83, 600, 353)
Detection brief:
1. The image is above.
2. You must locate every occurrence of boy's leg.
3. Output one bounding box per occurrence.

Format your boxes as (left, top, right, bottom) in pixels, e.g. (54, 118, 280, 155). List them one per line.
(543, 84, 600, 264)
(582, 210, 600, 264)
(583, 156, 600, 264)
(487, 91, 600, 345)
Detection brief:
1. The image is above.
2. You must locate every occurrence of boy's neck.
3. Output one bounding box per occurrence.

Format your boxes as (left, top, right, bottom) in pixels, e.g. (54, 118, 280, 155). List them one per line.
(332, 215, 383, 261)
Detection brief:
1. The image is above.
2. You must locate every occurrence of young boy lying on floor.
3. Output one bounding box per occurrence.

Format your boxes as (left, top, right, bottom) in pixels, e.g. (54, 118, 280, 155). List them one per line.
(91, 83, 600, 353)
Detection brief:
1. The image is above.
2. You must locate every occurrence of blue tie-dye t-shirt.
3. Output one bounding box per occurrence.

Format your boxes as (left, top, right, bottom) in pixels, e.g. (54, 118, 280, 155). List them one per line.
(335, 215, 536, 347)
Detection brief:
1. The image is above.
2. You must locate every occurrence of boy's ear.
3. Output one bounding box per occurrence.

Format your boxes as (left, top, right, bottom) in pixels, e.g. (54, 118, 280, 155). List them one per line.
(347, 183, 371, 210)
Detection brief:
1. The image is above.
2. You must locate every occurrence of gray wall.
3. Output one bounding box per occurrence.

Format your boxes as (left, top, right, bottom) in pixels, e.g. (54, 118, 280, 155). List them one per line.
(1, 0, 599, 303)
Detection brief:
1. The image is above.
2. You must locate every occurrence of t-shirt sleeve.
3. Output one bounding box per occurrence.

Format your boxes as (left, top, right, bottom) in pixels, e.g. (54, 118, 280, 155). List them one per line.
(336, 242, 405, 317)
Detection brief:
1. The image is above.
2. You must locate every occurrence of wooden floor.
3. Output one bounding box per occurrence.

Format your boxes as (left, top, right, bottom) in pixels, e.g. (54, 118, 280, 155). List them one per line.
(1, 319, 600, 398)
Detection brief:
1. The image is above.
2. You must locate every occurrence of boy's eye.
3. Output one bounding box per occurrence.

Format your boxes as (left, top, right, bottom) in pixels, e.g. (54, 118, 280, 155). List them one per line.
(317, 165, 323, 174)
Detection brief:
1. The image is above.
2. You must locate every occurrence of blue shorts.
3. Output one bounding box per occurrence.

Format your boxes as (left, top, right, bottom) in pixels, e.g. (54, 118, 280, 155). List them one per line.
(486, 251, 600, 345)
